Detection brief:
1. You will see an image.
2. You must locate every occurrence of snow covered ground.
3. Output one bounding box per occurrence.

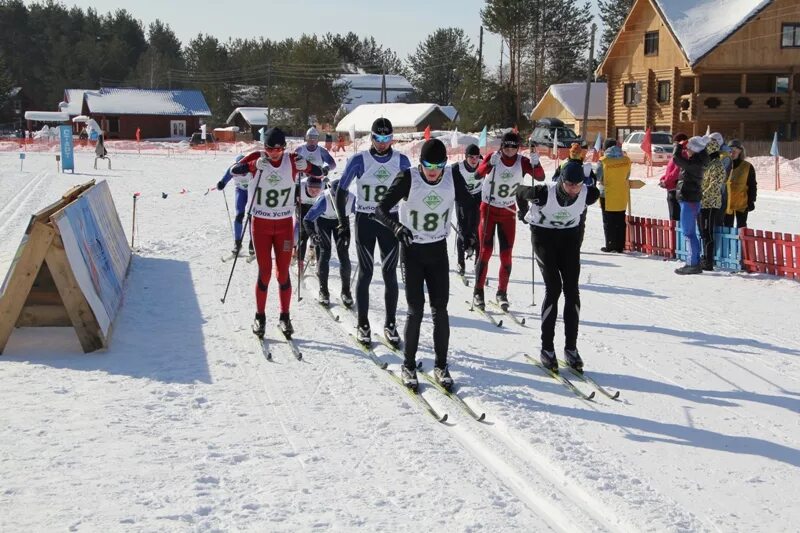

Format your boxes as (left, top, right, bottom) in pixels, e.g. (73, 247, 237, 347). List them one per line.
(0, 147, 798, 532)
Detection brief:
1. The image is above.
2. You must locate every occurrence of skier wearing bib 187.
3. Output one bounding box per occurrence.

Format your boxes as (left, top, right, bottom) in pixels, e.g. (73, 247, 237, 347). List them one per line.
(473, 131, 545, 311)
(452, 144, 483, 276)
(516, 160, 599, 373)
(229, 127, 324, 338)
(303, 178, 356, 307)
(335, 118, 412, 347)
(373, 138, 476, 391)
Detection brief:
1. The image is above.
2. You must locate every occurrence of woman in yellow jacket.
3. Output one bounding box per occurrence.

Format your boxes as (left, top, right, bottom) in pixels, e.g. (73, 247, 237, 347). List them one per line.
(596, 139, 632, 253)
(723, 139, 757, 228)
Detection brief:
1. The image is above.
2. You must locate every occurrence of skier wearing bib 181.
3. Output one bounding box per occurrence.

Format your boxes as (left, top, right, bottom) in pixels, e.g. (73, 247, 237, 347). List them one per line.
(334, 118, 411, 347)
(229, 127, 324, 338)
(473, 131, 545, 310)
(373, 138, 476, 391)
(452, 144, 483, 276)
(516, 160, 599, 372)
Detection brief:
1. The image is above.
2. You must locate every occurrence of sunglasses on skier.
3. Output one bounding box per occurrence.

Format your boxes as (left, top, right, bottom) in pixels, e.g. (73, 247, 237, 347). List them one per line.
(421, 160, 446, 170)
(265, 146, 285, 153)
(501, 142, 519, 149)
(372, 133, 393, 143)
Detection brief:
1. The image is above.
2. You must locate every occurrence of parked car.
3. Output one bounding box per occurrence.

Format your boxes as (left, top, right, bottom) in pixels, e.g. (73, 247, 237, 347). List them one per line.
(621, 131, 674, 164)
(528, 118, 588, 159)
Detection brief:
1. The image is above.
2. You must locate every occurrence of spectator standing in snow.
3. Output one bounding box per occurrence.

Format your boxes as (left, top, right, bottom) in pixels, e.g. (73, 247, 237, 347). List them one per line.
(699, 137, 726, 271)
(658, 133, 688, 221)
(722, 139, 757, 229)
(596, 138, 632, 253)
(672, 135, 709, 275)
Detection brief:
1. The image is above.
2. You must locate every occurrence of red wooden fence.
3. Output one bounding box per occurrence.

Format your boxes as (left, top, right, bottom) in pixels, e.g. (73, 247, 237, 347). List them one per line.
(739, 229, 800, 280)
(625, 216, 676, 258)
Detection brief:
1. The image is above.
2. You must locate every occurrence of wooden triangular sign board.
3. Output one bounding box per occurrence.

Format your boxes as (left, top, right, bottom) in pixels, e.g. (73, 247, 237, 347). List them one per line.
(0, 179, 130, 355)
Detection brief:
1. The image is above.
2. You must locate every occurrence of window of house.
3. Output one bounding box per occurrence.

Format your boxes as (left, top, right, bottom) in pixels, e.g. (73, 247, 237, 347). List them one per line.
(781, 23, 800, 48)
(776, 76, 790, 93)
(644, 31, 659, 56)
(624, 83, 637, 106)
(657, 80, 671, 103)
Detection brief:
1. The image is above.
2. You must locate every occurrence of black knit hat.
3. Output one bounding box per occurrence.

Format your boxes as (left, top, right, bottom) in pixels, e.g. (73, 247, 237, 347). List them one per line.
(264, 127, 286, 148)
(501, 131, 521, 147)
(420, 139, 447, 165)
(560, 161, 585, 184)
(371, 117, 393, 135)
(465, 143, 481, 156)
(728, 139, 743, 149)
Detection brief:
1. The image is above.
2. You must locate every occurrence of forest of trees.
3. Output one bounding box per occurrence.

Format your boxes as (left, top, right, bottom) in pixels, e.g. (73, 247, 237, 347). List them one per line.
(0, 0, 629, 132)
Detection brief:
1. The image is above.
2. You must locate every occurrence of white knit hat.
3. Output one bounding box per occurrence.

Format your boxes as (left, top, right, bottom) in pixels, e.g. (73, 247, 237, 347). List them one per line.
(709, 132, 724, 145)
(687, 135, 709, 153)
(305, 126, 320, 139)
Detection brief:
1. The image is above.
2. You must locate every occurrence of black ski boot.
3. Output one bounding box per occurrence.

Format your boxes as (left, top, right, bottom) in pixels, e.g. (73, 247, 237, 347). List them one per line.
(384, 322, 401, 348)
(456, 262, 465, 277)
(401, 362, 418, 391)
(540, 348, 558, 373)
(496, 290, 509, 311)
(472, 288, 485, 309)
(232, 239, 243, 257)
(564, 348, 584, 373)
(252, 312, 266, 338)
(341, 290, 354, 309)
(318, 288, 330, 307)
(433, 364, 454, 392)
(278, 312, 294, 338)
(248, 240, 255, 257)
(356, 323, 371, 346)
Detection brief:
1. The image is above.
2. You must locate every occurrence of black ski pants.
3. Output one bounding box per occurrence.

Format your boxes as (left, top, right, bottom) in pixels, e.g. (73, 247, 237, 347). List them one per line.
(401, 239, 450, 369)
(533, 226, 582, 351)
(315, 217, 351, 295)
(296, 203, 314, 262)
(667, 190, 681, 221)
(699, 208, 718, 268)
(456, 191, 482, 268)
(600, 198, 626, 252)
(355, 211, 399, 328)
(722, 211, 748, 229)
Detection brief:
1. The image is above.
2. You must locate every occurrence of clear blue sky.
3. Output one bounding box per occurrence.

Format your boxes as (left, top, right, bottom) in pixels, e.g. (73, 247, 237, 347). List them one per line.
(31, 0, 600, 69)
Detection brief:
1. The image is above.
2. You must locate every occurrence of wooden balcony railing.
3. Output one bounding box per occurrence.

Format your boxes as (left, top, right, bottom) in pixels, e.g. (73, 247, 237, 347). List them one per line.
(679, 92, 799, 122)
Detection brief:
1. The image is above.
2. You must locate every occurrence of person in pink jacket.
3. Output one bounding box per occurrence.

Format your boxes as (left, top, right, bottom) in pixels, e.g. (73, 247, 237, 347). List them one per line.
(658, 133, 688, 221)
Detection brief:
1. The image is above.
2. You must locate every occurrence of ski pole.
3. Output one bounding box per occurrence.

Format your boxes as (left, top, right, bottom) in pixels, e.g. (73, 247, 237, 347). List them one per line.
(221, 166, 264, 304)
(530, 229, 536, 307)
(222, 188, 234, 241)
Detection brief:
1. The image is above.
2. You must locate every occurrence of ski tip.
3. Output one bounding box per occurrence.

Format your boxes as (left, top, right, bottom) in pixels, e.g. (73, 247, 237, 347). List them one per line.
(611, 391, 621, 400)
(587, 391, 596, 400)
(497, 320, 504, 327)
(438, 413, 448, 423)
(296, 353, 303, 361)
(521, 318, 526, 325)
(477, 413, 486, 422)
(380, 362, 388, 370)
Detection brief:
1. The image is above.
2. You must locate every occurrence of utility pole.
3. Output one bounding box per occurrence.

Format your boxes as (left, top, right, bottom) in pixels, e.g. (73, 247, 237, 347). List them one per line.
(381, 69, 387, 103)
(516, 40, 522, 125)
(168, 70, 172, 90)
(150, 54, 154, 89)
(477, 26, 484, 94)
(266, 60, 272, 126)
(582, 23, 597, 140)
(499, 40, 503, 80)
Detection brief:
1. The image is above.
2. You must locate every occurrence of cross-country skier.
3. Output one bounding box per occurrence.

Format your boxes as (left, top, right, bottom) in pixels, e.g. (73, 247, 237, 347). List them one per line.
(217, 153, 257, 257)
(516, 160, 600, 373)
(229, 127, 324, 338)
(334, 118, 412, 347)
(295, 175, 325, 272)
(373, 138, 476, 391)
(472, 131, 545, 311)
(303, 178, 356, 307)
(295, 126, 337, 180)
(452, 143, 483, 276)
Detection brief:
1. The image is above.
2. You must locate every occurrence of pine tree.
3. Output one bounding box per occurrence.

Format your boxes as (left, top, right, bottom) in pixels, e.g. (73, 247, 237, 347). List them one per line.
(407, 28, 475, 106)
(598, 0, 634, 61)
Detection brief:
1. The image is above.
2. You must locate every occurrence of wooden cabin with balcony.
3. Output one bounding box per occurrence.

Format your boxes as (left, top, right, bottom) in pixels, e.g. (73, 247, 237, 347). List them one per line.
(597, 0, 800, 143)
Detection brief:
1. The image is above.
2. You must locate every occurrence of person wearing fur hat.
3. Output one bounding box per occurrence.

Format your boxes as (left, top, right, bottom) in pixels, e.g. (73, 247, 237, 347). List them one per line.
(372, 138, 477, 391)
(671, 135, 710, 275)
(452, 143, 483, 276)
(229, 127, 325, 338)
(515, 160, 600, 373)
(658, 133, 689, 221)
(723, 139, 757, 228)
(596, 138, 632, 253)
(472, 130, 546, 311)
(699, 137, 726, 271)
(335, 117, 412, 347)
(295, 126, 337, 179)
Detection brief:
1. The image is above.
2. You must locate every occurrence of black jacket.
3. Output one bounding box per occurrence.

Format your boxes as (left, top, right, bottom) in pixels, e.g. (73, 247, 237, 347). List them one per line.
(672, 144, 708, 203)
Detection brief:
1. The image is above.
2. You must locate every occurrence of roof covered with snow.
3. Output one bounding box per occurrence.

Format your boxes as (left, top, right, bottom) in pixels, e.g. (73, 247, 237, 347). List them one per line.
(335, 103, 445, 133)
(335, 74, 415, 114)
(227, 107, 270, 126)
(440, 106, 459, 122)
(533, 83, 607, 120)
(62, 89, 91, 116)
(653, 0, 772, 65)
(24, 111, 70, 122)
(83, 88, 211, 116)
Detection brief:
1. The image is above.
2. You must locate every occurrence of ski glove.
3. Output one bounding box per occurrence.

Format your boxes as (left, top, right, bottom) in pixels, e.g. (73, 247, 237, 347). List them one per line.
(337, 222, 350, 248)
(216, 180, 225, 190)
(490, 151, 502, 166)
(530, 152, 540, 166)
(255, 155, 269, 170)
(294, 154, 308, 171)
(394, 225, 414, 248)
(322, 164, 330, 176)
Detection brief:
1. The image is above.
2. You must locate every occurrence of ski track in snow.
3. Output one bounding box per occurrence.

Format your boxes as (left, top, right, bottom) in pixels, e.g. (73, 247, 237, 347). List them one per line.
(0, 150, 798, 532)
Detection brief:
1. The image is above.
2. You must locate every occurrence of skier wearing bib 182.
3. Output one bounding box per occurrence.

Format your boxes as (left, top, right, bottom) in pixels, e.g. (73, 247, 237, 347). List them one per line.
(373, 138, 476, 391)
(516, 160, 599, 372)
(303, 178, 356, 307)
(335, 118, 412, 347)
(473, 131, 545, 310)
(229, 127, 324, 338)
(216, 152, 258, 257)
(452, 143, 483, 276)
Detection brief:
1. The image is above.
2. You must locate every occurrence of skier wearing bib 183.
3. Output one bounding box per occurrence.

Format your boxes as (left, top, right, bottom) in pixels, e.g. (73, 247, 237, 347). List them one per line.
(473, 131, 545, 310)
(229, 127, 324, 338)
(216, 152, 258, 257)
(373, 138, 476, 391)
(303, 178, 356, 307)
(452, 144, 483, 276)
(335, 118, 411, 347)
(516, 160, 599, 372)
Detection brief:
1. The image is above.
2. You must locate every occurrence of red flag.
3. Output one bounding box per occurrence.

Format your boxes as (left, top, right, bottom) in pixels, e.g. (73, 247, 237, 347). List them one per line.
(423, 125, 431, 140)
(641, 127, 652, 157)
(136, 128, 141, 142)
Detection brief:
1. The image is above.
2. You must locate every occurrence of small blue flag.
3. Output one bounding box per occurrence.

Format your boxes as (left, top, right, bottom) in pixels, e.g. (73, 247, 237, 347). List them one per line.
(594, 132, 602, 152)
(769, 131, 780, 157)
(259, 127, 266, 145)
(478, 126, 487, 148)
